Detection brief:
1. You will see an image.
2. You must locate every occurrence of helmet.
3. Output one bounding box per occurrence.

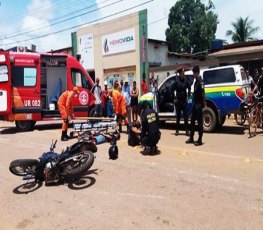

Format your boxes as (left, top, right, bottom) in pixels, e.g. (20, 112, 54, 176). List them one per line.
(108, 145, 118, 160)
(73, 86, 80, 94)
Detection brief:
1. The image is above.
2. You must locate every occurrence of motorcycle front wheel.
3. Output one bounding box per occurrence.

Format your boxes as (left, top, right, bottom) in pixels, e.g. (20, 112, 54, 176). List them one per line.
(9, 159, 41, 176)
(64, 151, 95, 178)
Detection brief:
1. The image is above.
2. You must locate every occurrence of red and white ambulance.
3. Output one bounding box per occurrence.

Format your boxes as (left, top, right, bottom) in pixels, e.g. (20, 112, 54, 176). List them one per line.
(0, 50, 98, 131)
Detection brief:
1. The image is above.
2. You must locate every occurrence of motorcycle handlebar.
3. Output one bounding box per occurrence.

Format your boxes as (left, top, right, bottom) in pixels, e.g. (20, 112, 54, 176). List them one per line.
(50, 139, 57, 151)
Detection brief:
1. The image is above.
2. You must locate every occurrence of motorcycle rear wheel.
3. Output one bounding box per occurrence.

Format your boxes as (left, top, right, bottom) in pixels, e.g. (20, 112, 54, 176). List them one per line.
(9, 159, 41, 177)
(65, 151, 94, 178)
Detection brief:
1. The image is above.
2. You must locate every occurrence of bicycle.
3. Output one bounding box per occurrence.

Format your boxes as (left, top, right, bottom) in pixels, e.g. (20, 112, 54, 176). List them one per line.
(248, 94, 263, 137)
(234, 94, 255, 125)
(234, 110, 247, 125)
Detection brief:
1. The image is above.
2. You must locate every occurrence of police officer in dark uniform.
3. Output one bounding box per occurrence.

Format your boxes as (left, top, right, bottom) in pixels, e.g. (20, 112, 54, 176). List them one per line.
(140, 102, 161, 153)
(171, 68, 191, 136)
(253, 68, 263, 97)
(186, 65, 206, 146)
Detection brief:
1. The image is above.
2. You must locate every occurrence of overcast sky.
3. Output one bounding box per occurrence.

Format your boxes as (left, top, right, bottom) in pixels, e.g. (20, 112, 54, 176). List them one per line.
(0, 0, 262, 52)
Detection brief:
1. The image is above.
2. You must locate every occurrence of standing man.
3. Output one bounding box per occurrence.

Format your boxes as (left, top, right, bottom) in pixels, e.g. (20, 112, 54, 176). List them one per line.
(172, 68, 191, 136)
(112, 81, 127, 132)
(252, 70, 263, 97)
(130, 81, 139, 122)
(141, 73, 148, 95)
(58, 86, 80, 141)
(253, 69, 260, 85)
(246, 70, 255, 91)
(104, 80, 115, 117)
(186, 65, 206, 146)
(91, 77, 102, 117)
(122, 80, 131, 123)
(140, 101, 161, 153)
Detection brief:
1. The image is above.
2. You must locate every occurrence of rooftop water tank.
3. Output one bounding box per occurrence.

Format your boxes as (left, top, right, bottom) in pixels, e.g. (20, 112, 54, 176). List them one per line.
(211, 39, 223, 50)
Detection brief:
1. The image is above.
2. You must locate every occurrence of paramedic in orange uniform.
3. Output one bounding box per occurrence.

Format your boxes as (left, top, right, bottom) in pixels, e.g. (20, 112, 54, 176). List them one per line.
(58, 86, 80, 141)
(111, 81, 128, 132)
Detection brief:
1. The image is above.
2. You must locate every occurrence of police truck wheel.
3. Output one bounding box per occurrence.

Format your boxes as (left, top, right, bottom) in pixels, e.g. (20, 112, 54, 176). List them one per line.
(15, 121, 35, 132)
(202, 107, 217, 132)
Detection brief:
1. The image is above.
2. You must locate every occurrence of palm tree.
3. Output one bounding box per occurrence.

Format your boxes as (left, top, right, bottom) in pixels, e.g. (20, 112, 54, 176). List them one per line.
(226, 16, 260, 43)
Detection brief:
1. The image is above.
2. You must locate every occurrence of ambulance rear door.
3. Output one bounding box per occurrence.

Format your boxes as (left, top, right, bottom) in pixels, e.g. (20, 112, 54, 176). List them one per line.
(10, 54, 41, 120)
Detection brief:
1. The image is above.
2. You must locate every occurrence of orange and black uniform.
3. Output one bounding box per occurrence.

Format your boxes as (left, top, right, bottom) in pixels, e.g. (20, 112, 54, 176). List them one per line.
(112, 88, 128, 132)
(57, 90, 76, 140)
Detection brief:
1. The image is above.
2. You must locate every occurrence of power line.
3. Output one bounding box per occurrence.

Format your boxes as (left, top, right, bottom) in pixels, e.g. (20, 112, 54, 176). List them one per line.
(41, 0, 110, 24)
(0, 0, 109, 28)
(0, 0, 121, 40)
(148, 16, 168, 26)
(0, 0, 88, 25)
(1, 0, 154, 47)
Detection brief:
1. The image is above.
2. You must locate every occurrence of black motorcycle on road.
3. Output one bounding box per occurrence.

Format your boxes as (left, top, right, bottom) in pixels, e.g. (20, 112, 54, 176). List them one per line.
(9, 138, 97, 185)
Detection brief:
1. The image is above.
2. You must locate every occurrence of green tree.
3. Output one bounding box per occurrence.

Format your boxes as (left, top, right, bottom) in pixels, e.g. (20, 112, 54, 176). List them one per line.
(165, 0, 218, 54)
(226, 16, 260, 43)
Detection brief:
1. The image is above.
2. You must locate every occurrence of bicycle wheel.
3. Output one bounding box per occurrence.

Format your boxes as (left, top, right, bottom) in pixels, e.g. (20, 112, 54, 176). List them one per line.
(248, 108, 258, 137)
(234, 112, 247, 125)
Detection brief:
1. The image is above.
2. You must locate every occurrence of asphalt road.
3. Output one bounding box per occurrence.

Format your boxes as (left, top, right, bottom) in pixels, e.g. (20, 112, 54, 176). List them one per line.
(0, 118, 262, 230)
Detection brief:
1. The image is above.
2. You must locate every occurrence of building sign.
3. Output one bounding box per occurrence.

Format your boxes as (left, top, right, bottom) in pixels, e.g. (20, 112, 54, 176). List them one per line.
(102, 28, 135, 56)
(78, 33, 94, 70)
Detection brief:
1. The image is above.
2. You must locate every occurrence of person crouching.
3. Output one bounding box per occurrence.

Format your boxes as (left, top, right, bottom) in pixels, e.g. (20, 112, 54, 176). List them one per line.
(140, 102, 161, 153)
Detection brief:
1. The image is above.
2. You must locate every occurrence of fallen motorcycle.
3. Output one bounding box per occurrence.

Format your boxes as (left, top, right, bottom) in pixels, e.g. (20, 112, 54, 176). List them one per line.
(9, 139, 96, 185)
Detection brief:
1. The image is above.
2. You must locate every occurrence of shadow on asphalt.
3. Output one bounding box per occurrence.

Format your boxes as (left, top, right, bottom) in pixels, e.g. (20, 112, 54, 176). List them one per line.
(36, 123, 62, 131)
(0, 122, 71, 134)
(0, 127, 17, 134)
(140, 149, 161, 156)
(13, 181, 43, 194)
(68, 176, 96, 190)
(67, 169, 97, 190)
(160, 122, 247, 135)
(216, 125, 247, 135)
(12, 169, 98, 194)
